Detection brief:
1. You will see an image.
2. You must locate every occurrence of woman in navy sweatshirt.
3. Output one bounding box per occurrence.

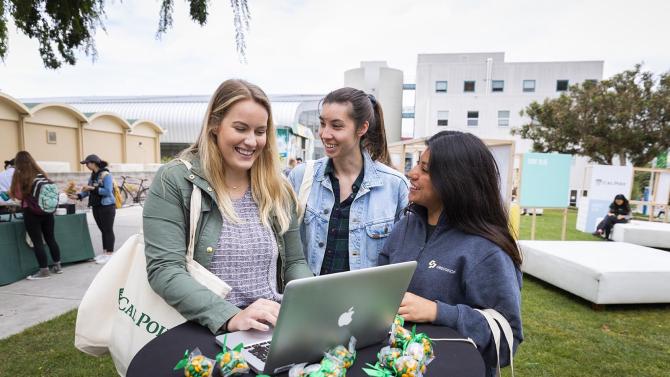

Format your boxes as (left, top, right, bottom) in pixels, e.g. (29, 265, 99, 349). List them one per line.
(379, 131, 523, 377)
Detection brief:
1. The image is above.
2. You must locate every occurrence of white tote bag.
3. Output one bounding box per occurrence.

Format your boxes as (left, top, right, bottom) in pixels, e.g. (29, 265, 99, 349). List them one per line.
(75, 160, 231, 376)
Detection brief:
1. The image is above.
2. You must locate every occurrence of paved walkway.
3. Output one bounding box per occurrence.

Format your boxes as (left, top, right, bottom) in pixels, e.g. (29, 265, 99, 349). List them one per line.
(0, 206, 143, 339)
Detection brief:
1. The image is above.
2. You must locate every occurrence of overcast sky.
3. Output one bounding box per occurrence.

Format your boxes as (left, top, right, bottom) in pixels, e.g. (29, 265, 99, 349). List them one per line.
(1, 0, 669, 98)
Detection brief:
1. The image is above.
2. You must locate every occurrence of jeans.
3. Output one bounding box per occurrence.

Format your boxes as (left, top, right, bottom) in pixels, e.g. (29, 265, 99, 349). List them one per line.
(23, 210, 61, 268)
(596, 215, 627, 239)
(93, 204, 116, 252)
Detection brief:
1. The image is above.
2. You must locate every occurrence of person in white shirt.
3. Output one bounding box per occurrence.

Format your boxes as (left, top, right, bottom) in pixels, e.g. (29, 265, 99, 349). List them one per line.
(0, 159, 16, 204)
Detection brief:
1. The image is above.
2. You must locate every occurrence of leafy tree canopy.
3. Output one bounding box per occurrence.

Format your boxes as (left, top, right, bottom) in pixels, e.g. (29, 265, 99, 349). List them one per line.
(514, 64, 670, 166)
(0, 0, 250, 69)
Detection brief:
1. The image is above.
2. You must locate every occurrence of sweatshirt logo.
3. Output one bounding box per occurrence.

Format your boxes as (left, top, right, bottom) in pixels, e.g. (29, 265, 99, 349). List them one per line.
(428, 260, 456, 274)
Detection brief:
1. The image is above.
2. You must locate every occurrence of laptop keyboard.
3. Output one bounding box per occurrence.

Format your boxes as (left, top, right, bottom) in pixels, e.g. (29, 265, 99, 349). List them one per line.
(246, 341, 271, 362)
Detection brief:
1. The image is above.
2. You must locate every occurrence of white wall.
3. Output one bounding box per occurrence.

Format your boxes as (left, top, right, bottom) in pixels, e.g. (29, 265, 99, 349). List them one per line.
(414, 53, 604, 147)
(345, 61, 404, 143)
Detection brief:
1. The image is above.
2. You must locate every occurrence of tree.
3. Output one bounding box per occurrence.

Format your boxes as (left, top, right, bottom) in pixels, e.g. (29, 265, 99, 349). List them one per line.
(514, 65, 670, 166)
(0, 0, 250, 69)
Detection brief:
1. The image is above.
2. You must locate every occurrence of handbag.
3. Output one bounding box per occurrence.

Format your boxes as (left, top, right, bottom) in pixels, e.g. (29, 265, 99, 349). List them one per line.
(74, 159, 231, 376)
(475, 308, 515, 377)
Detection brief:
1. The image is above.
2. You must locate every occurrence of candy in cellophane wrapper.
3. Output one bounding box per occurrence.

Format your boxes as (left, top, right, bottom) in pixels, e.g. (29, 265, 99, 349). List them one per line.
(215, 344, 250, 376)
(288, 362, 323, 377)
(377, 346, 402, 370)
(409, 333, 434, 365)
(393, 355, 424, 377)
(389, 322, 413, 349)
(173, 348, 215, 377)
(325, 336, 357, 369)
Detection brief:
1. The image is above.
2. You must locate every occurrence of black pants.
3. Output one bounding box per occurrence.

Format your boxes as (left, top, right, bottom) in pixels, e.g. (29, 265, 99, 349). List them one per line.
(596, 215, 627, 239)
(93, 204, 116, 252)
(23, 210, 61, 268)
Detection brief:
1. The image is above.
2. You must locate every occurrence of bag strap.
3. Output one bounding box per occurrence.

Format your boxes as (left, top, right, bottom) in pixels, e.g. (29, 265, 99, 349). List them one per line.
(297, 160, 316, 223)
(475, 308, 515, 377)
(179, 159, 202, 263)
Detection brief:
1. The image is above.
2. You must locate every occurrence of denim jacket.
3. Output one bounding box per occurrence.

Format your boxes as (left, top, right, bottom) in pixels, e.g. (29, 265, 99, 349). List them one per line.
(288, 151, 409, 274)
(78, 169, 115, 207)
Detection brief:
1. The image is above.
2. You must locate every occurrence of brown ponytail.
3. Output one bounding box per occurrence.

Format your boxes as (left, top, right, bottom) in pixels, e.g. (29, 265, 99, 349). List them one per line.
(322, 87, 392, 166)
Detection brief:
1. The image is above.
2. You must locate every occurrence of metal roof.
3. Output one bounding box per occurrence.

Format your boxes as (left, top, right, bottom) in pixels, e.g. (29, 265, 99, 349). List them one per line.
(19, 95, 323, 144)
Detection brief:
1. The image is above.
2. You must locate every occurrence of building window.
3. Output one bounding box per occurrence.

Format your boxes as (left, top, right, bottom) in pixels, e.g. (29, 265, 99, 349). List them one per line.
(437, 111, 449, 126)
(523, 80, 536, 92)
(435, 81, 448, 93)
(498, 110, 510, 127)
(467, 111, 479, 127)
(492, 80, 504, 92)
(556, 80, 569, 91)
(464, 81, 476, 92)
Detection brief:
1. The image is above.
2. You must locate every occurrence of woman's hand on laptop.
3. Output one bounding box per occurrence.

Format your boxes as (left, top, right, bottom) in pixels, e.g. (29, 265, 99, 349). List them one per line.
(227, 299, 280, 332)
(398, 292, 437, 323)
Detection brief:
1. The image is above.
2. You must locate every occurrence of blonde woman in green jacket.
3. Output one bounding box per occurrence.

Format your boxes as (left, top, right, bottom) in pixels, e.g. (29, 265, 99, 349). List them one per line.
(143, 79, 313, 335)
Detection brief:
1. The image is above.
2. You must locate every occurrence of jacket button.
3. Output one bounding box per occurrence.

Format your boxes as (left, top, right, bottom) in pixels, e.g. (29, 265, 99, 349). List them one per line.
(189, 174, 195, 179)
(323, 208, 329, 214)
(207, 187, 213, 192)
(206, 247, 213, 253)
(318, 242, 324, 247)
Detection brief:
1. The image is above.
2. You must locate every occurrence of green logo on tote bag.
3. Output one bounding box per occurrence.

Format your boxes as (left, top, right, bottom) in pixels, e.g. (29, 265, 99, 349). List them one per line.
(118, 288, 168, 337)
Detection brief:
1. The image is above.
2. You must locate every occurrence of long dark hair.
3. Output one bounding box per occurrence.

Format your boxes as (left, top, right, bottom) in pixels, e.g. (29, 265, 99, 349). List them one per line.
(321, 87, 391, 165)
(9, 151, 48, 199)
(415, 131, 522, 267)
(611, 194, 631, 213)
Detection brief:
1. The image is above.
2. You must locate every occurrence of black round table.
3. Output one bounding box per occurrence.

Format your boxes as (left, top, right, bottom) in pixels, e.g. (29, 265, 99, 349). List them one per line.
(127, 321, 485, 377)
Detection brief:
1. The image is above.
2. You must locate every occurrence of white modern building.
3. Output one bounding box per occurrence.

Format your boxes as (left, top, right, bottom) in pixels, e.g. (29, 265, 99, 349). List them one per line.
(413, 52, 604, 152)
(344, 61, 404, 143)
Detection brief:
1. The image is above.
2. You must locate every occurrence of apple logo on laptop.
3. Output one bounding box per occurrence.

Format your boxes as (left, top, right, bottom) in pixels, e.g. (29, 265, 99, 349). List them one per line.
(338, 307, 355, 327)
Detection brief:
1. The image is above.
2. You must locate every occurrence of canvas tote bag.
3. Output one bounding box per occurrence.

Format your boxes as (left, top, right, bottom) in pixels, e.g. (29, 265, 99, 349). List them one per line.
(75, 160, 231, 376)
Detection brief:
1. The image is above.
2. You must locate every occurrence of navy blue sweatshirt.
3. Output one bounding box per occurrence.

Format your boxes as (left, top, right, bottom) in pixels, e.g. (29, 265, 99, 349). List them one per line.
(379, 209, 523, 376)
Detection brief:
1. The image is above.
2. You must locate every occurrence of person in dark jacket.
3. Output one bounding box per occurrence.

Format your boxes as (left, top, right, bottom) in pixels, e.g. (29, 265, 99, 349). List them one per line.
(69, 154, 116, 264)
(593, 194, 631, 239)
(379, 131, 523, 377)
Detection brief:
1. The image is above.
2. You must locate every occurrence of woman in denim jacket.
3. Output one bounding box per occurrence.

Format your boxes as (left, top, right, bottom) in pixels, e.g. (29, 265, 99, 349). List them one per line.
(289, 88, 409, 275)
(70, 154, 116, 264)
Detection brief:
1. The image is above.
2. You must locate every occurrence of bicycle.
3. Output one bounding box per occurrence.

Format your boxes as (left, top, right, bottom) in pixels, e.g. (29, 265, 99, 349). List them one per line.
(118, 176, 150, 207)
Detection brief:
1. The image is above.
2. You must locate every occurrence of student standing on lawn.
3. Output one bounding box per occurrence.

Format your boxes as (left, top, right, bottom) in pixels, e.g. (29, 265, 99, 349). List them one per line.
(288, 87, 409, 276)
(69, 154, 116, 264)
(9, 151, 63, 279)
(378, 131, 523, 377)
(143, 79, 312, 334)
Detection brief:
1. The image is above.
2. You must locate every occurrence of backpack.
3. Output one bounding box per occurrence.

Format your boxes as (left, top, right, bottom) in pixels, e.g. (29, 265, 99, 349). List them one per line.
(27, 175, 59, 215)
(100, 171, 123, 209)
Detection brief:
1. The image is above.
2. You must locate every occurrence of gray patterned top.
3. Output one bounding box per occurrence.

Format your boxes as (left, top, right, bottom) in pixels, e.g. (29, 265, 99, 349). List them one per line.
(209, 189, 282, 308)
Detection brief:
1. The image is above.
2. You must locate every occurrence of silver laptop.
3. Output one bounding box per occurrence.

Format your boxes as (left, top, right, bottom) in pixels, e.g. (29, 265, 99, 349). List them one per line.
(215, 261, 417, 375)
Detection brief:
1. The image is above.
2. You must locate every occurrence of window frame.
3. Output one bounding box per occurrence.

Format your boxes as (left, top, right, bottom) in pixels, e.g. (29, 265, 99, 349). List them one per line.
(491, 80, 504, 93)
(556, 80, 569, 92)
(435, 81, 448, 93)
(463, 80, 476, 93)
(467, 111, 479, 127)
(497, 110, 510, 127)
(522, 80, 536, 93)
(437, 111, 449, 126)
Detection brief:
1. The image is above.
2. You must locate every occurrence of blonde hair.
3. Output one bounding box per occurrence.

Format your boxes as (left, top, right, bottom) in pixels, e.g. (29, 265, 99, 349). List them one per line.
(180, 79, 296, 233)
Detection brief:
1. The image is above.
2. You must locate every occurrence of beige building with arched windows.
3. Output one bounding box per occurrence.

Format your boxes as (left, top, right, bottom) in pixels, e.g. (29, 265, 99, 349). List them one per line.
(0, 92, 164, 172)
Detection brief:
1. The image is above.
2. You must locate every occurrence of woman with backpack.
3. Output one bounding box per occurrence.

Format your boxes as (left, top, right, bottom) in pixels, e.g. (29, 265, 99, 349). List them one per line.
(69, 154, 116, 264)
(9, 151, 63, 280)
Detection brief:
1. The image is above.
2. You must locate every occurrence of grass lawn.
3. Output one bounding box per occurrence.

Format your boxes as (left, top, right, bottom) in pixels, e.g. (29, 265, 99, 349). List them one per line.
(1, 209, 668, 376)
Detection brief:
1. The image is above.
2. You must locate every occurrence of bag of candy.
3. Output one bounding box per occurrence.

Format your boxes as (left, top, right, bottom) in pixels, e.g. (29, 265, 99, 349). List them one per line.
(174, 348, 215, 377)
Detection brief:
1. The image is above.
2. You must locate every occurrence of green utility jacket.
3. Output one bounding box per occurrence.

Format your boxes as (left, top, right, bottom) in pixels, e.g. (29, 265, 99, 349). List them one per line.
(142, 156, 313, 334)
